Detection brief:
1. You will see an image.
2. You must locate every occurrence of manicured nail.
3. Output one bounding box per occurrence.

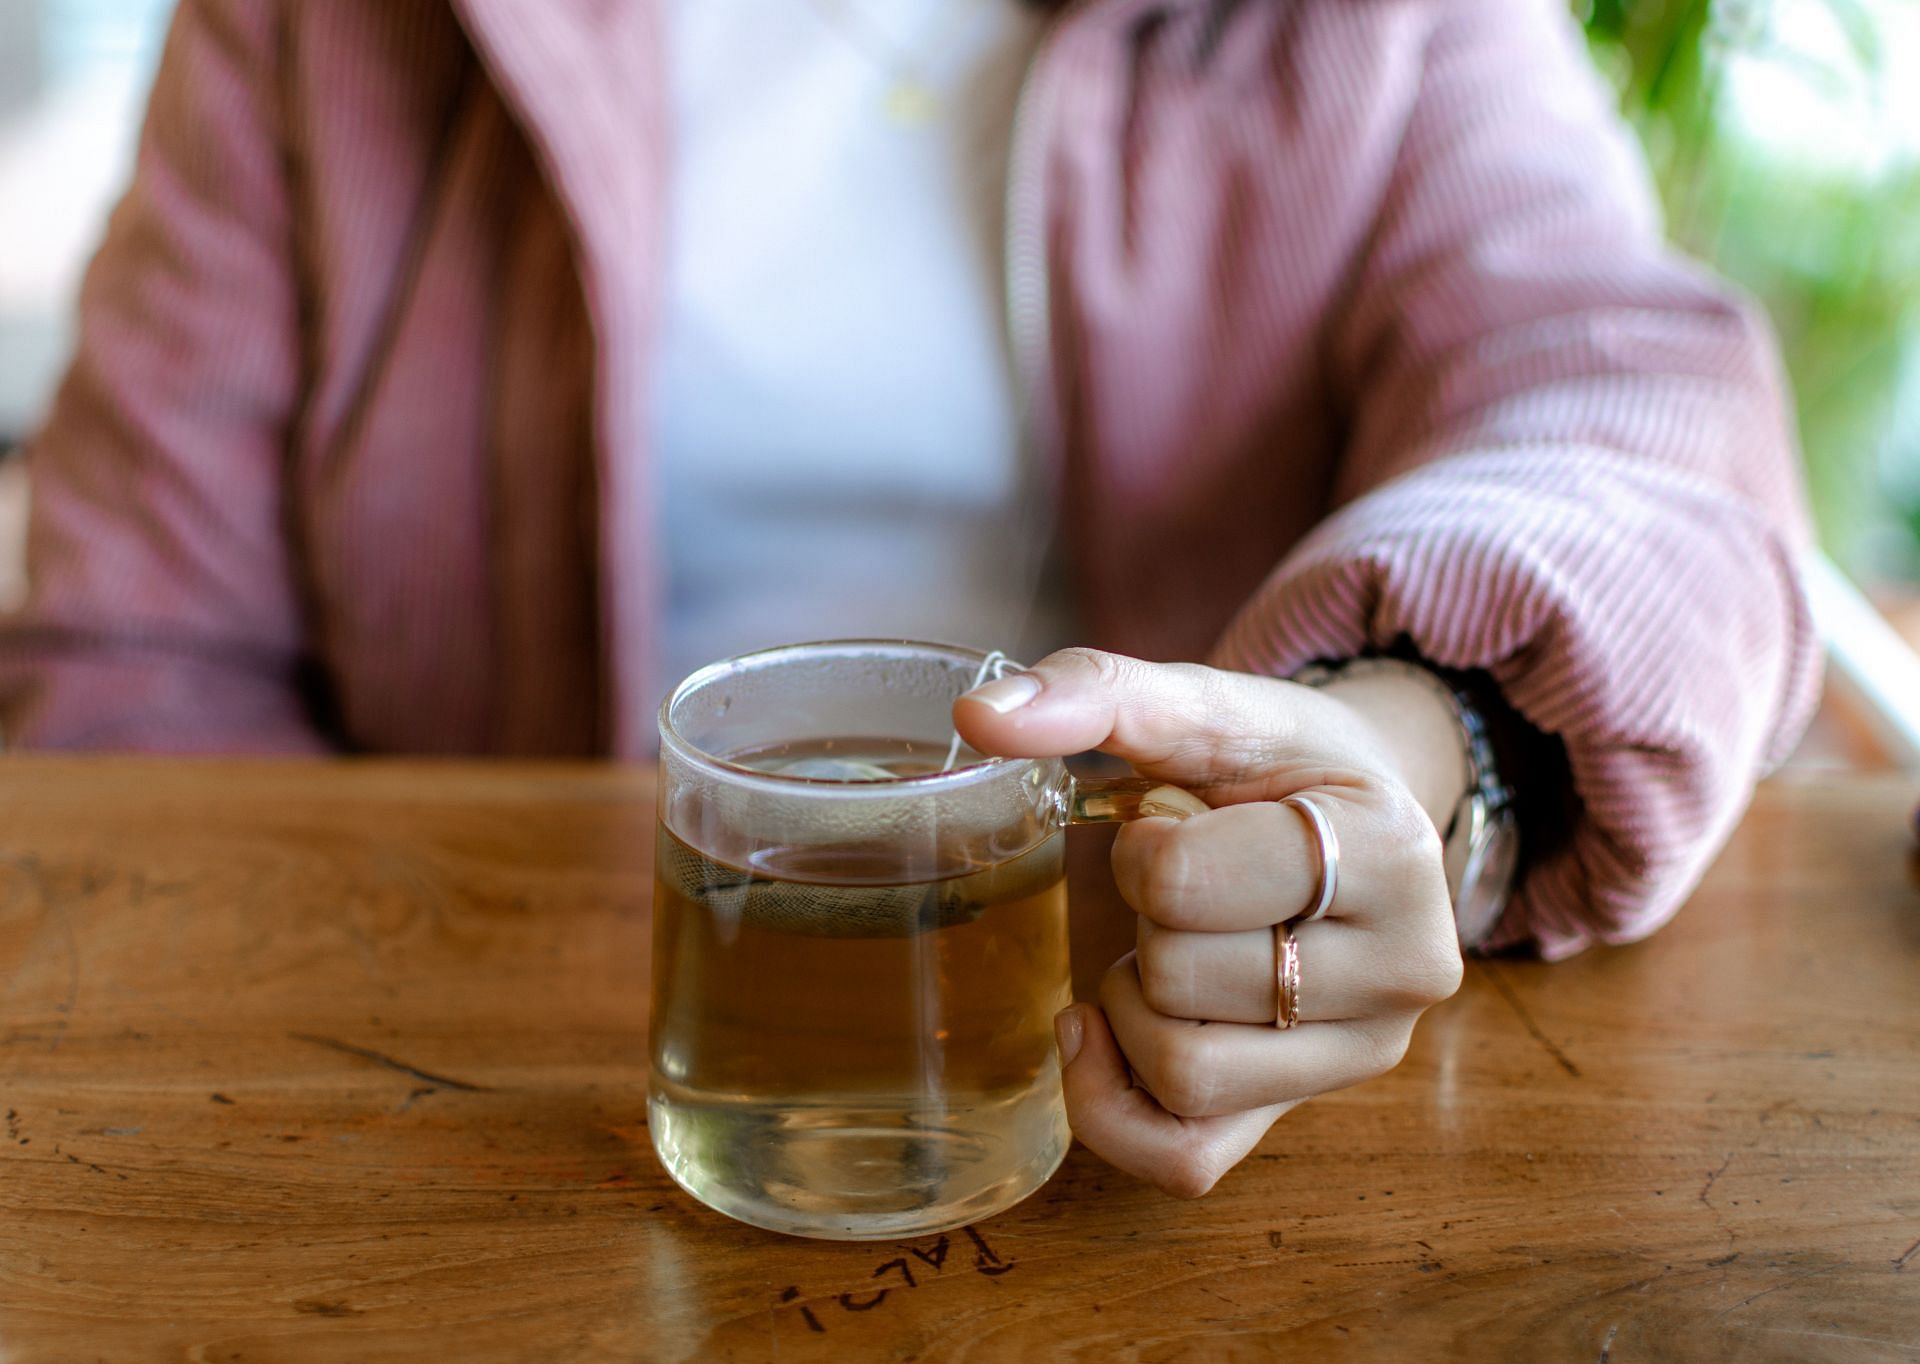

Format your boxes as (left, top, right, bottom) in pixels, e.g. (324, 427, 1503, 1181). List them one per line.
(1053, 1006, 1085, 1067)
(964, 672, 1041, 714)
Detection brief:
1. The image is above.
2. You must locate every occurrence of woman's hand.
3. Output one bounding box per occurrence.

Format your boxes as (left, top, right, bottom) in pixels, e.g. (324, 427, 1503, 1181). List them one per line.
(954, 648, 1467, 1198)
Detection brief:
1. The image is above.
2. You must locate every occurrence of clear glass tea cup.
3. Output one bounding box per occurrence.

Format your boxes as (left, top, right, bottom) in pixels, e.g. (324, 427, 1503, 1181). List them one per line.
(649, 639, 1200, 1240)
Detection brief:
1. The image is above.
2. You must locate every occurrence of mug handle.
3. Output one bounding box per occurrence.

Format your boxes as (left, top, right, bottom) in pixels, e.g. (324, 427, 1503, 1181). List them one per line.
(1069, 778, 1209, 826)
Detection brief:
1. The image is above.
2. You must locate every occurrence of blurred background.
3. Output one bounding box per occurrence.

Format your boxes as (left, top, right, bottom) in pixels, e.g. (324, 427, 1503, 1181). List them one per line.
(0, 0, 1916, 749)
(0, 0, 173, 612)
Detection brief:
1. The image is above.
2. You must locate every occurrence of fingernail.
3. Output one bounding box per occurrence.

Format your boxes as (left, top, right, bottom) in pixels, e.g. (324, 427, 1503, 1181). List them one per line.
(1053, 1006, 1085, 1067)
(964, 672, 1041, 714)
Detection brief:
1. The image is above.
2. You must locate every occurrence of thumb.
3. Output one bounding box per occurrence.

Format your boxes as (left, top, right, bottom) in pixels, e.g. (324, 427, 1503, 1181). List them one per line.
(953, 647, 1326, 786)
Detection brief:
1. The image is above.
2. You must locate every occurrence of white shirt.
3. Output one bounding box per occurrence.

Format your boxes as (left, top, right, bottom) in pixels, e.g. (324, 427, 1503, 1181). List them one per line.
(651, 0, 1068, 696)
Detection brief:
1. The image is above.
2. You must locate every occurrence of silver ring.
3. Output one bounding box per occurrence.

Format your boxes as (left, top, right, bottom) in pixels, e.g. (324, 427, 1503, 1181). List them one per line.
(1281, 792, 1339, 923)
(1274, 922, 1301, 1029)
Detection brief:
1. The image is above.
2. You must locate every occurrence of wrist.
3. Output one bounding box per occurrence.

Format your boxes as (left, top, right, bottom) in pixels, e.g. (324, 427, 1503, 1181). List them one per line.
(1296, 656, 1523, 947)
(1315, 667, 1471, 836)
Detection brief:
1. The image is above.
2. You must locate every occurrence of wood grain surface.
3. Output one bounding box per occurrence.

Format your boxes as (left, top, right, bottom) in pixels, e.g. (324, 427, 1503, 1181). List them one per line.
(1, 758, 1916, 1362)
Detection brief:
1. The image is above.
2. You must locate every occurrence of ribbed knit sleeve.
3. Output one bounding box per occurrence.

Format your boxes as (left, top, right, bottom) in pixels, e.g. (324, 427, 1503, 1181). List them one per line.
(1211, 0, 1821, 958)
(0, 0, 327, 753)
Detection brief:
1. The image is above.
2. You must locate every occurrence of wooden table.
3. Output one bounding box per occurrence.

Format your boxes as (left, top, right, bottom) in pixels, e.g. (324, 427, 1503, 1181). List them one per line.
(2, 760, 1916, 1361)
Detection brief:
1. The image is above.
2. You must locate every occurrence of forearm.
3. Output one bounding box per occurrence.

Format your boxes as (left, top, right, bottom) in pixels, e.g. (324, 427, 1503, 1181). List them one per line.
(0, 636, 332, 753)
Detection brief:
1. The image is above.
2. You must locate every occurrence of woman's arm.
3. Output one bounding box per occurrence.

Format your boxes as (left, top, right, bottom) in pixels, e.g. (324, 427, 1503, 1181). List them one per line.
(0, 0, 327, 753)
(1213, 0, 1820, 957)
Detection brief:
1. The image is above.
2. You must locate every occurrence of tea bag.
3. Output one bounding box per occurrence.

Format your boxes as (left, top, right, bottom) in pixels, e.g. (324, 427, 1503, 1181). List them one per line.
(661, 650, 1021, 939)
(766, 756, 898, 781)
(658, 836, 988, 939)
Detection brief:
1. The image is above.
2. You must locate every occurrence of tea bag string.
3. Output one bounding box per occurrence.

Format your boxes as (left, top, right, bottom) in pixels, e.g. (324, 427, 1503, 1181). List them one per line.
(942, 649, 1015, 772)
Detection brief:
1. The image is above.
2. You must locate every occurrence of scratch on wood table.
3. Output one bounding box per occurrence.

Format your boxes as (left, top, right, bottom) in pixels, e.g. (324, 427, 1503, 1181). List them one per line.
(286, 1032, 489, 1093)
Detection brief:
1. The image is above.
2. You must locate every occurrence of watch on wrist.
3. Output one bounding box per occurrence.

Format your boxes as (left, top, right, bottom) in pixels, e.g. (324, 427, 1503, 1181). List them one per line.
(1291, 657, 1519, 948)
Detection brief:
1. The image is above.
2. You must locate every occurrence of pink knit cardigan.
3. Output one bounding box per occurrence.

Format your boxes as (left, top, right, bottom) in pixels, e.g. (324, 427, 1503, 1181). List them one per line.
(0, 0, 1820, 957)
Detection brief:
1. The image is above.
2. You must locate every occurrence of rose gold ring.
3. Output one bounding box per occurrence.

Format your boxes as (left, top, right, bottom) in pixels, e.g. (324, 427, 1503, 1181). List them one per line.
(1274, 921, 1301, 1030)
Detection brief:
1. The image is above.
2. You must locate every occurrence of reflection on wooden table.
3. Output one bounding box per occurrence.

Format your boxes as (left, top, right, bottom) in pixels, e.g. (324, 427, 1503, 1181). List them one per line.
(0, 759, 1916, 1360)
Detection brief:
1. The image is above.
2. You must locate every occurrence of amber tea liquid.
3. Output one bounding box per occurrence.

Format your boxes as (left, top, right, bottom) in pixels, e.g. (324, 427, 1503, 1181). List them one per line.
(649, 740, 1072, 1240)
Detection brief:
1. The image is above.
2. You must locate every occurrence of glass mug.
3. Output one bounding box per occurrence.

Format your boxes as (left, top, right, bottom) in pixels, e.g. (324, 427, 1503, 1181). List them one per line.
(649, 639, 1202, 1240)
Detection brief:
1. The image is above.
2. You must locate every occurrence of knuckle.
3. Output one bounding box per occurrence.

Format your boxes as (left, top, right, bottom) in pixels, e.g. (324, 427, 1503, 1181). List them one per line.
(1161, 1143, 1224, 1200)
(1054, 646, 1128, 690)
(1358, 1022, 1413, 1077)
(1424, 940, 1466, 1002)
(1388, 935, 1464, 1009)
(1382, 804, 1445, 882)
(1134, 937, 1193, 1018)
(1152, 1029, 1219, 1117)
